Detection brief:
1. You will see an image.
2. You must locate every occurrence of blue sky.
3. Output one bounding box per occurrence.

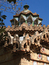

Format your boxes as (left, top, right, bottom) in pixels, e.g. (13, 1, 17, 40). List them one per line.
(1, 0, 49, 27)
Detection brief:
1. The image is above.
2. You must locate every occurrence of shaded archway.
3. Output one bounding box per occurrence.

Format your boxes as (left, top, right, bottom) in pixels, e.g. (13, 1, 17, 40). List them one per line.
(27, 15, 33, 26)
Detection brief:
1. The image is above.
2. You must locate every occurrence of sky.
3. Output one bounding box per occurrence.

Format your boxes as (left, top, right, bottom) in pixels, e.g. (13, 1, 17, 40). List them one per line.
(1, 0, 49, 27)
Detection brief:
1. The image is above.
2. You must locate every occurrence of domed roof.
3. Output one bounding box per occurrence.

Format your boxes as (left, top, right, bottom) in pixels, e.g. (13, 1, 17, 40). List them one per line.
(13, 4, 40, 17)
(23, 4, 29, 9)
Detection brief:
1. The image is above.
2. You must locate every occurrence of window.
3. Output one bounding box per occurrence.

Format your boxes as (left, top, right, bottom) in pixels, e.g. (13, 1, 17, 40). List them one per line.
(27, 17, 32, 26)
(34, 21, 37, 25)
(33, 61, 37, 65)
(16, 44, 18, 48)
(34, 38, 37, 43)
(43, 34, 45, 38)
(20, 18, 25, 25)
(28, 21, 32, 26)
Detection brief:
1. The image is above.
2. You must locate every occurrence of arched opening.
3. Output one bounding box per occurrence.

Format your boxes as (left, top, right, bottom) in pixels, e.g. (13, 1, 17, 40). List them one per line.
(34, 38, 37, 43)
(19, 16, 25, 25)
(37, 36, 40, 40)
(46, 33, 48, 38)
(16, 43, 18, 48)
(24, 43, 27, 48)
(34, 19, 38, 25)
(27, 16, 32, 26)
(7, 39, 9, 44)
(43, 34, 45, 38)
(30, 44, 33, 50)
(14, 20, 18, 26)
(34, 21, 38, 25)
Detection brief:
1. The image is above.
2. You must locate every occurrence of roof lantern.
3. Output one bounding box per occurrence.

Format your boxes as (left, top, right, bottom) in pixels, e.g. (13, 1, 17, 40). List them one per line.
(23, 4, 29, 10)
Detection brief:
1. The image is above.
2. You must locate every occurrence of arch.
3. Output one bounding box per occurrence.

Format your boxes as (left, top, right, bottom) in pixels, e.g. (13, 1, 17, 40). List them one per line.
(43, 34, 45, 38)
(14, 19, 18, 25)
(34, 38, 37, 43)
(16, 43, 18, 48)
(19, 15, 25, 25)
(27, 15, 33, 26)
(7, 38, 9, 44)
(30, 44, 33, 50)
(13, 42, 20, 49)
(37, 36, 40, 40)
(46, 33, 48, 38)
(34, 19, 38, 25)
(24, 43, 27, 48)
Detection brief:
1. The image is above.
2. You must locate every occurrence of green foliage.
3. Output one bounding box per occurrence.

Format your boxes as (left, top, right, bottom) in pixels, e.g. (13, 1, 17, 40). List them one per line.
(1, 15, 7, 19)
(0, 12, 7, 43)
(0, 12, 7, 27)
(0, 27, 5, 42)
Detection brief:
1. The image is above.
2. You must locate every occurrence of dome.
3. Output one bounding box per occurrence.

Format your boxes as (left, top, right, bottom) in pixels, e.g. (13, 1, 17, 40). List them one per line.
(23, 4, 29, 9)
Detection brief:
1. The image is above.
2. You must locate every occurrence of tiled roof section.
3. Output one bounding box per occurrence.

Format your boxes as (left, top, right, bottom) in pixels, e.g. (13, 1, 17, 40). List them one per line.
(10, 18, 18, 22)
(10, 19, 14, 22)
(33, 12, 38, 15)
(4, 26, 49, 51)
(13, 13, 19, 17)
(5, 23, 49, 32)
(13, 10, 39, 17)
(35, 17, 43, 21)
(39, 23, 42, 25)
(38, 17, 43, 20)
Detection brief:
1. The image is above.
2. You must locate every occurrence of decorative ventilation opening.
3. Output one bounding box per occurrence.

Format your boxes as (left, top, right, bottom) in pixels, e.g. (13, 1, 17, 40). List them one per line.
(30, 44, 33, 50)
(7, 39, 9, 44)
(24, 43, 27, 48)
(19, 34, 23, 37)
(19, 17, 25, 25)
(16, 44, 18, 48)
(46, 33, 48, 38)
(27, 39, 29, 45)
(43, 34, 45, 38)
(29, 35, 31, 37)
(27, 17, 32, 26)
(34, 38, 37, 43)
(38, 36, 39, 40)
(28, 42, 29, 45)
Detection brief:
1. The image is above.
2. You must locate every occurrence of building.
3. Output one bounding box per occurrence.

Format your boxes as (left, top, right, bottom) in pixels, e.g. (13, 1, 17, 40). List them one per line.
(0, 4, 49, 65)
